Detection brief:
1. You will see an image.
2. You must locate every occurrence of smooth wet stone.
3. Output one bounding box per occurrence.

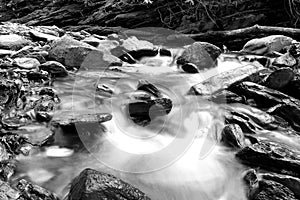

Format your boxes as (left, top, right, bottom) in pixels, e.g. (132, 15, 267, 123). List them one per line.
(49, 35, 102, 68)
(67, 168, 151, 200)
(236, 140, 300, 178)
(39, 61, 68, 77)
(241, 35, 294, 55)
(261, 173, 300, 199)
(13, 57, 40, 70)
(0, 34, 31, 50)
(51, 112, 112, 131)
(16, 179, 59, 200)
(137, 80, 162, 98)
(272, 52, 297, 67)
(177, 42, 221, 70)
(181, 63, 199, 73)
(29, 30, 59, 42)
(189, 64, 263, 96)
(221, 124, 245, 148)
(128, 98, 172, 126)
(264, 67, 295, 89)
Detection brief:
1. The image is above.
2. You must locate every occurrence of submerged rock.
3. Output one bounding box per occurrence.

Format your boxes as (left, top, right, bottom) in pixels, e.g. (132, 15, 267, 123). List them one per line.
(177, 42, 221, 70)
(236, 141, 300, 178)
(0, 79, 20, 109)
(220, 124, 245, 148)
(241, 35, 294, 55)
(67, 168, 151, 200)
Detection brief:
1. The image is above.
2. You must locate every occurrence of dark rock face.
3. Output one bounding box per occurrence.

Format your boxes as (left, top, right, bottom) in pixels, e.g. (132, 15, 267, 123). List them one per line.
(264, 68, 295, 90)
(243, 169, 259, 200)
(67, 168, 151, 200)
(221, 124, 245, 148)
(39, 61, 68, 77)
(236, 141, 300, 178)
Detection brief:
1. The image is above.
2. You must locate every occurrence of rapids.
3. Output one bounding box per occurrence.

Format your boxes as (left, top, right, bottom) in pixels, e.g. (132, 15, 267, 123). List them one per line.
(13, 52, 263, 200)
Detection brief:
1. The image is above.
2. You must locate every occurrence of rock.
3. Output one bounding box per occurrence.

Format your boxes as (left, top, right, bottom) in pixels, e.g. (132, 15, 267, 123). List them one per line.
(34, 95, 56, 122)
(121, 36, 154, 51)
(254, 180, 297, 200)
(177, 42, 221, 70)
(241, 35, 294, 55)
(96, 84, 114, 97)
(137, 80, 162, 98)
(0, 143, 12, 163)
(181, 63, 199, 73)
(16, 179, 59, 200)
(29, 30, 59, 42)
(51, 112, 112, 132)
(0, 79, 20, 109)
(128, 98, 172, 126)
(236, 140, 300, 178)
(243, 169, 259, 199)
(189, 63, 263, 96)
(209, 90, 245, 104)
(261, 173, 300, 199)
(0, 180, 20, 200)
(0, 162, 15, 181)
(272, 52, 297, 67)
(220, 124, 245, 148)
(264, 67, 295, 89)
(0, 34, 31, 50)
(67, 168, 151, 200)
(229, 81, 300, 109)
(268, 104, 300, 132)
(39, 61, 68, 77)
(49, 35, 102, 69)
(0, 49, 15, 57)
(13, 57, 40, 70)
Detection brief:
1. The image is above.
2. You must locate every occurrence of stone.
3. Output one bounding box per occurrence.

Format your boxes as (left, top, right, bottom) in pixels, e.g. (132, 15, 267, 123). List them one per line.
(34, 95, 56, 122)
(264, 67, 295, 89)
(220, 124, 245, 148)
(181, 63, 199, 73)
(121, 36, 154, 51)
(16, 179, 59, 200)
(67, 168, 151, 200)
(39, 61, 68, 77)
(29, 30, 59, 42)
(13, 57, 40, 69)
(241, 35, 294, 55)
(0, 79, 20, 109)
(243, 169, 259, 200)
(49, 35, 102, 69)
(137, 80, 162, 98)
(273, 52, 297, 67)
(0, 34, 31, 50)
(177, 42, 221, 70)
(236, 140, 300, 178)
(0, 49, 15, 57)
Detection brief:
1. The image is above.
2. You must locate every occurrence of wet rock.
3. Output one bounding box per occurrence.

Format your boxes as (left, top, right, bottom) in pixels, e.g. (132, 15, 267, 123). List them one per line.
(137, 80, 162, 98)
(261, 173, 300, 199)
(254, 180, 297, 200)
(229, 81, 300, 109)
(29, 30, 59, 42)
(241, 35, 294, 55)
(0, 49, 15, 57)
(209, 90, 245, 104)
(189, 64, 263, 96)
(51, 112, 112, 132)
(49, 35, 102, 69)
(0, 34, 31, 50)
(96, 84, 114, 97)
(268, 104, 300, 132)
(282, 77, 300, 100)
(0, 180, 20, 200)
(13, 57, 40, 70)
(221, 124, 245, 148)
(243, 169, 259, 200)
(1, 134, 30, 155)
(0, 162, 15, 181)
(16, 179, 59, 200)
(236, 140, 300, 178)
(121, 36, 154, 52)
(27, 71, 50, 83)
(81, 36, 104, 47)
(177, 42, 221, 70)
(0, 79, 20, 109)
(272, 52, 297, 67)
(0, 143, 12, 163)
(67, 168, 151, 200)
(264, 67, 295, 90)
(34, 95, 56, 122)
(39, 61, 68, 77)
(128, 98, 172, 126)
(181, 63, 199, 73)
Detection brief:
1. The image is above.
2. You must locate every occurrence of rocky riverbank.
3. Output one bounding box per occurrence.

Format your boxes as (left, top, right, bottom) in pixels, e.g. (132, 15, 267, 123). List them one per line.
(1, 21, 300, 199)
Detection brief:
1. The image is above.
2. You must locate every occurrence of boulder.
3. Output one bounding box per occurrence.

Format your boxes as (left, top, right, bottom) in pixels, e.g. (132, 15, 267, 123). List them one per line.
(241, 35, 294, 55)
(236, 140, 300, 178)
(0, 34, 31, 50)
(264, 67, 295, 90)
(67, 168, 151, 200)
(39, 61, 68, 77)
(13, 57, 40, 70)
(272, 52, 297, 68)
(220, 124, 245, 148)
(29, 30, 59, 42)
(177, 42, 221, 70)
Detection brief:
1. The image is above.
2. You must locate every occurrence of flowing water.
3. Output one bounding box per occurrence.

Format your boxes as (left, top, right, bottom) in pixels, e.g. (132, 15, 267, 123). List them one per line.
(13, 52, 266, 200)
